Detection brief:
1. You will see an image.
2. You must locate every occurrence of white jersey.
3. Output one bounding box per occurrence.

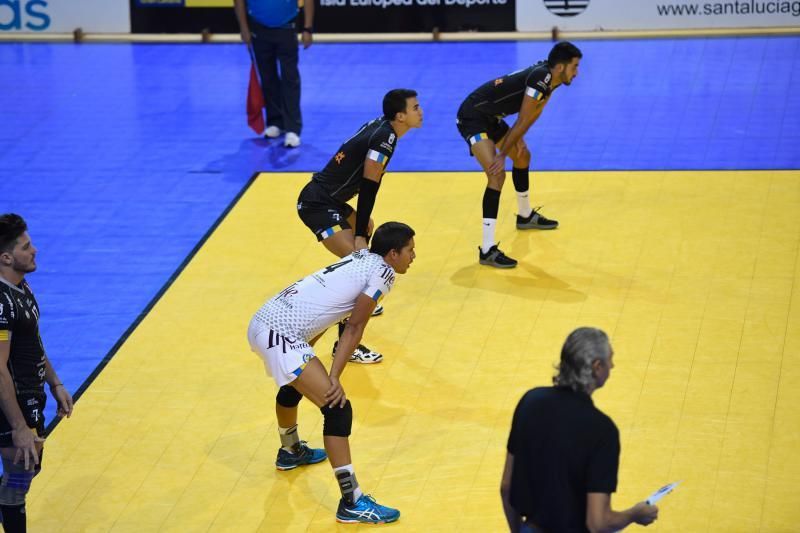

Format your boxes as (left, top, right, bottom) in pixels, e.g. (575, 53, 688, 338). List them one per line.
(252, 250, 395, 342)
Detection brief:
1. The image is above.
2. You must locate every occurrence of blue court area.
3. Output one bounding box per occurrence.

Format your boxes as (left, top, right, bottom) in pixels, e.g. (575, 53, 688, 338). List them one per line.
(0, 36, 798, 426)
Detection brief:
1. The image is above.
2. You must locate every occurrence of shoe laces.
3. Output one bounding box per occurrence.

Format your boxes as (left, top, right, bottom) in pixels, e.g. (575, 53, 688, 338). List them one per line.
(532, 206, 553, 220)
(291, 440, 310, 455)
(492, 243, 509, 258)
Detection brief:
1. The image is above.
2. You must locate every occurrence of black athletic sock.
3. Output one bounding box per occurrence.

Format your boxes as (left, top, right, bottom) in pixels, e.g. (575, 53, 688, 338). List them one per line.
(512, 167, 532, 217)
(482, 187, 501, 219)
(0, 503, 26, 533)
(511, 167, 529, 192)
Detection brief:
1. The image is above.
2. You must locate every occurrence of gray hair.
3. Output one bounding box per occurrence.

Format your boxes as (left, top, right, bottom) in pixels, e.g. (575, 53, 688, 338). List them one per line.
(553, 327, 612, 394)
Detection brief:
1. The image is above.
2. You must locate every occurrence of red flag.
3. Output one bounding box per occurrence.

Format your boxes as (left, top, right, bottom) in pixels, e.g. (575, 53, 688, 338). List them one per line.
(247, 61, 265, 134)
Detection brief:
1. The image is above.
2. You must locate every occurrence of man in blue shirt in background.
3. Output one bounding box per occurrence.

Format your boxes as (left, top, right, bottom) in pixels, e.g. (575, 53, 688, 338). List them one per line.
(234, 0, 314, 148)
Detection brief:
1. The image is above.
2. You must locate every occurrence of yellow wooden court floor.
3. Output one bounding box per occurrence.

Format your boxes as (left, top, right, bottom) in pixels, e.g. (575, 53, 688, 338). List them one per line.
(28, 170, 800, 532)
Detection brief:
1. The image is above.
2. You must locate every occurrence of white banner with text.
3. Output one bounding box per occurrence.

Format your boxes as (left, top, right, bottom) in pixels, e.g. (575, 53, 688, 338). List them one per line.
(1, 0, 130, 33)
(517, 0, 798, 31)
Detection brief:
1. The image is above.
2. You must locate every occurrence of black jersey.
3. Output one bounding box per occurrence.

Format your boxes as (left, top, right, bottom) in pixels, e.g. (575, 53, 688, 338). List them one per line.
(465, 61, 553, 118)
(507, 386, 620, 531)
(311, 118, 397, 203)
(0, 278, 45, 393)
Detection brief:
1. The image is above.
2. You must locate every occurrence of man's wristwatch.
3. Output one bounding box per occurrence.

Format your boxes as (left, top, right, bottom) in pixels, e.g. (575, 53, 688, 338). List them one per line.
(302, 27, 313, 33)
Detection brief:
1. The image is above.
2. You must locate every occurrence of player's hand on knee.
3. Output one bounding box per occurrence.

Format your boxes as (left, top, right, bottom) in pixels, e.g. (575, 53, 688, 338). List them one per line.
(12, 428, 43, 470)
(514, 142, 531, 165)
(324, 376, 347, 408)
(488, 154, 506, 176)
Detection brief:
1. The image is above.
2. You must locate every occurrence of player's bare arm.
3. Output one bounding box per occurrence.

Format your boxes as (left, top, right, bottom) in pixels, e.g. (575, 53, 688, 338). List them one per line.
(586, 492, 659, 532)
(500, 452, 522, 532)
(44, 356, 73, 418)
(328, 293, 376, 393)
(489, 96, 546, 175)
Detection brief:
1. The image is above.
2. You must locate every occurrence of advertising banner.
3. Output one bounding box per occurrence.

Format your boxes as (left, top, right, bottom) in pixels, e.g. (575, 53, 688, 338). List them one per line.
(131, 0, 514, 34)
(518, 0, 799, 31)
(315, 0, 515, 33)
(131, 0, 238, 33)
(1, 0, 130, 33)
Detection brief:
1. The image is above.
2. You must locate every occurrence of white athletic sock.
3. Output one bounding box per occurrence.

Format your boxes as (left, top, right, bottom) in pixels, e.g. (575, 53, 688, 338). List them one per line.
(481, 218, 497, 254)
(334, 464, 364, 503)
(516, 191, 532, 218)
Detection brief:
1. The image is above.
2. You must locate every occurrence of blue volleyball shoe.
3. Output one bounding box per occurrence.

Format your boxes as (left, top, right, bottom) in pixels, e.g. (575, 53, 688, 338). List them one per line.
(335, 494, 400, 524)
(275, 441, 327, 471)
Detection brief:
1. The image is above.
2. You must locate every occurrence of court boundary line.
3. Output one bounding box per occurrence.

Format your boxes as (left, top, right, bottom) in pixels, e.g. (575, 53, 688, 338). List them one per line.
(44, 172, 261, 436)
(257, 168, 800, 173)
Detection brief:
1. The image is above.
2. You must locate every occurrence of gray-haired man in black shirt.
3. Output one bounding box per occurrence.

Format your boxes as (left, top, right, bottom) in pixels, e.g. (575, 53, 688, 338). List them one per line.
(501, 327, 659, 532)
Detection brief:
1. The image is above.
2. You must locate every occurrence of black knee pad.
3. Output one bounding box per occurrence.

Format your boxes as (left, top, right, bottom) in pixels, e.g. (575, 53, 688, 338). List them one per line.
(320, 400, 352, 437)
(276, 385, 302, 408)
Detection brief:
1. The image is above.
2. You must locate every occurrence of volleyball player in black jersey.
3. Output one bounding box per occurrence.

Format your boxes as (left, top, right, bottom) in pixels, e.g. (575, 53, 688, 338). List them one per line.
(297, 89, 423, 362)
(0, 214, 73, 532)
(457, 42, 582, 268)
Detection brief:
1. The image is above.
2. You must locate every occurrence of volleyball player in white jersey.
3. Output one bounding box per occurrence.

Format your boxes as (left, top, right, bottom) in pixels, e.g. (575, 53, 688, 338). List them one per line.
(247, 222, 415, 524)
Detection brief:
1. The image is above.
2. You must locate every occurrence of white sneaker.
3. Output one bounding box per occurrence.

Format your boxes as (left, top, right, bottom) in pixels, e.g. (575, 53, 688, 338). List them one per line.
(349, 344, 383, 364)
(284, 132, 301, 148)
(332, 341, 383, 364)
(262, 126, 281, 138)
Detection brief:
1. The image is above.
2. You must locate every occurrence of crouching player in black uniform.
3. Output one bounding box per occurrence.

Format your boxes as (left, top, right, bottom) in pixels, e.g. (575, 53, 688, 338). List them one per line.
(297, 89, 423, 363)
(457, 42, 582, 268)
(0, 214, 73, 532)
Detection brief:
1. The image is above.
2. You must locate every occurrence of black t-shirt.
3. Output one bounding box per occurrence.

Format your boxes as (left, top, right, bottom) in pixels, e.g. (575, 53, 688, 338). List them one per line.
(0, 278, 46, 393)
(311, 118, 397, 203)
(507, 386, 620, 532)
(465, 61, 553, 118)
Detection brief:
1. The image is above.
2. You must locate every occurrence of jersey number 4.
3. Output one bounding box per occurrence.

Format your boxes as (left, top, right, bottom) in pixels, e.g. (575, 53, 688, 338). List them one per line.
(323, 258, 353, 274)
